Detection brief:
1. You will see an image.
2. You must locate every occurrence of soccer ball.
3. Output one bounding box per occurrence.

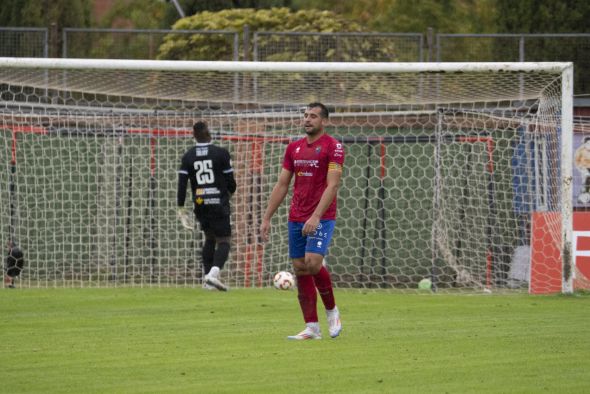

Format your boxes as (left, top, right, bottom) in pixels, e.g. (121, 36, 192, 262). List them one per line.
(273, 271, 295, 290)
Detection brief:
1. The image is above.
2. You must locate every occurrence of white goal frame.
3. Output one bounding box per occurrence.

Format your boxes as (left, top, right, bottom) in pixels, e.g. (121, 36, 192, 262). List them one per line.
(0, 58, 574, 293)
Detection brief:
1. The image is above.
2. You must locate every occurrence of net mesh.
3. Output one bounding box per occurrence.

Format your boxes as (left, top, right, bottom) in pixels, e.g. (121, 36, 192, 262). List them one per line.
(0, 61, 567, 291)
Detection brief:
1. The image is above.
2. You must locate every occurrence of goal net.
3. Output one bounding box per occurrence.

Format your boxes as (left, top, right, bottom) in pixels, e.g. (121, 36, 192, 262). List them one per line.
(0, 59, 573, 292)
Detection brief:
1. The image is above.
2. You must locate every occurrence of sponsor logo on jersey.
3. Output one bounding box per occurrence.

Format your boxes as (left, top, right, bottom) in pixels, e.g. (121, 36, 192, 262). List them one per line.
(297, 171, 313, 177)
(196, 197, 204, 205)
(294, 159, 319, 168)
(196, 187, 220, 195)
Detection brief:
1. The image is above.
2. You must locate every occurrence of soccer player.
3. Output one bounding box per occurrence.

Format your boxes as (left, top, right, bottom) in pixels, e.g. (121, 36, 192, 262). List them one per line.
(4, 241, 24, 289)
(177, 121, 236, 291)
(261, 102, 344, 340)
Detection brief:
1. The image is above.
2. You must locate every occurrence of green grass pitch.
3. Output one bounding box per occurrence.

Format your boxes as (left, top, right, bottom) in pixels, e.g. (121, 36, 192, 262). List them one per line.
(1, 288, 589, 393)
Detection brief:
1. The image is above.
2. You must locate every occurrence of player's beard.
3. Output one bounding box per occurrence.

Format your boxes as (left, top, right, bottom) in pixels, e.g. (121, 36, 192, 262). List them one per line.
(304, 124, 321, 136)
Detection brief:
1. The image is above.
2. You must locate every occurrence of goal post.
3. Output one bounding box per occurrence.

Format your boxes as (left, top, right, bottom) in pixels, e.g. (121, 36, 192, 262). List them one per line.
(0, 58, 573, 293)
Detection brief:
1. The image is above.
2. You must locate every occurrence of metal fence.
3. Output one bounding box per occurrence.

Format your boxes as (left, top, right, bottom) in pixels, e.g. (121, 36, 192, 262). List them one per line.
(1, 27, 589, 94)
(437, 33, 590, 94)
(253, 31, 424, 62)
(0, 27, 47, 57)
(62, 28, 240, 60)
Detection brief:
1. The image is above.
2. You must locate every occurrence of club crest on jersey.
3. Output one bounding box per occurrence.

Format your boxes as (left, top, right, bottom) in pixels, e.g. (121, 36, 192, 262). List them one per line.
(315, 147, 321, 154)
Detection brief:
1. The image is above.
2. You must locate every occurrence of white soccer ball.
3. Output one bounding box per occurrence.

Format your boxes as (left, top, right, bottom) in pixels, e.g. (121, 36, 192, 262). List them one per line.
(273, 271, 295, 290)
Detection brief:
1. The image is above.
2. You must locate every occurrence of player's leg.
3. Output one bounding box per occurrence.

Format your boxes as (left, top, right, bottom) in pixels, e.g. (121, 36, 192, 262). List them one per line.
(305, 220, 342, 338)
(204, 213, 231, 291)
(305, 255, 341, 338)
(198, 216, 216, 290)
(287, 221, 321, 340)
(202, 230, 216, 276)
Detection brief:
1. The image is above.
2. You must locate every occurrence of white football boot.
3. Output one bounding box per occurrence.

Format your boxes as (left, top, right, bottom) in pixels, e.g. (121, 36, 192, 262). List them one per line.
(326, 306, 342, 338)
(205, 267, 228, 292)
(287, 324, 322, 340)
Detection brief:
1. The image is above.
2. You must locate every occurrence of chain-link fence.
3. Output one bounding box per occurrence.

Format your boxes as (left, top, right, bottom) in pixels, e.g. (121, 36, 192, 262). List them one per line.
(437, 33, 590, 95)
(62, 28, 240, 60)
(0, 27, 47, 57)
(2, 27, 590, 94)
(253, 31, 424, 62)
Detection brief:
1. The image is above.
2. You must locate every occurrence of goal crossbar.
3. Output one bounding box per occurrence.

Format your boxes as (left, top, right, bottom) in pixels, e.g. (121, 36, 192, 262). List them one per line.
(0, 57, 572, 74)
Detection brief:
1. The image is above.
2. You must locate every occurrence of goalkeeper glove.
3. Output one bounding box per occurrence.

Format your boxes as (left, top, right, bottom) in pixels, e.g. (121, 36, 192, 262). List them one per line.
(177, 207, 194, 230)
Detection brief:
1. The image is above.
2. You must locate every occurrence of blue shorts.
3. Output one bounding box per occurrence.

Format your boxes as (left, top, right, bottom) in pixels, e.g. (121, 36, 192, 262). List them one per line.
(288, 220, 335, 259)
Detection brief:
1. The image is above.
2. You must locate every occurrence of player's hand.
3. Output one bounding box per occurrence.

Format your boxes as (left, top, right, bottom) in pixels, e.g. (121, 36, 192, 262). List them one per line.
(302, 216, 320, 236)
(260, 218, 271, 242)
(177, 207, 194, 230)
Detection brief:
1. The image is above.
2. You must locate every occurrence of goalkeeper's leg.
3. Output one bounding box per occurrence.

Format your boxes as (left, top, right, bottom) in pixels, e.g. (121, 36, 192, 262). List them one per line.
(201, 234, 216, 290)
(204, 215, 231, 292)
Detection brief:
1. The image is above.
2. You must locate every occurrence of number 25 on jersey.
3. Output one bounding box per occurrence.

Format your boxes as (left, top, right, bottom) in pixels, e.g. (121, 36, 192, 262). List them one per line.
(194, 160, 214, 185)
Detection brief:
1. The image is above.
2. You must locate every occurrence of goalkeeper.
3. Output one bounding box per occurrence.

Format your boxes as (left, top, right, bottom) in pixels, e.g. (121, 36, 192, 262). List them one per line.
(177, 121, 236, 291)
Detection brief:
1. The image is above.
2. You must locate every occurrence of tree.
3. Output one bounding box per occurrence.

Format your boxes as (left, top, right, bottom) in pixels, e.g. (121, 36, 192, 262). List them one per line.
(157, 7, 379, 61)
(496, 0, 590, 94)
(99, 0, 169, 29)
(0, 0, 91, 29)
(162, 0, 294, 26)
(0, 0, 92, 57)
(290, 0, 497, 33)
(496, 0, 590, 33)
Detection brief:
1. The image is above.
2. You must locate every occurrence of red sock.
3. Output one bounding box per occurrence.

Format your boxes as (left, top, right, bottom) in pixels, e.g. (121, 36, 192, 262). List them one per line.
(296, 274, 318, 323)
(313, 266, 336, 310)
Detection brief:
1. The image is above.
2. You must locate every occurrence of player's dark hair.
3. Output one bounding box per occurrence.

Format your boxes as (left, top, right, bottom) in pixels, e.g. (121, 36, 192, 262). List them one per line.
(307, 102, 329, 119)
(584, 136, 590, 143)
(193, 121, 211, 143)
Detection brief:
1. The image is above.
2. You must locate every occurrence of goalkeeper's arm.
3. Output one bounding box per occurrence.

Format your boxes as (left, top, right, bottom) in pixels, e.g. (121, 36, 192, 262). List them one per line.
(177, 171, 194, 230)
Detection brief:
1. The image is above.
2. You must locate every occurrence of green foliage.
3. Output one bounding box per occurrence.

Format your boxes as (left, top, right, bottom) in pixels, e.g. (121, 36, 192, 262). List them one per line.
(99, 0, 169, 29)
(157, 7, 368, 60)
(162, 0, 294, 27)
(496, 0, 590, 33)
(291, 0, 497, 33)
(0, 0, 92, 28)
(495, 0, 590, 94)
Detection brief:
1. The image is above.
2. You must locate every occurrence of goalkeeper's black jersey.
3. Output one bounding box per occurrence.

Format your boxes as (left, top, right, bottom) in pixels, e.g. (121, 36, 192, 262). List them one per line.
(177, 142, 236, 215)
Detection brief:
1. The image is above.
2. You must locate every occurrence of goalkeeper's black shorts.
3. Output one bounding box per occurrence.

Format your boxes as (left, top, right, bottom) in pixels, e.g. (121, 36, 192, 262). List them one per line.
(196, 205, 232, 237)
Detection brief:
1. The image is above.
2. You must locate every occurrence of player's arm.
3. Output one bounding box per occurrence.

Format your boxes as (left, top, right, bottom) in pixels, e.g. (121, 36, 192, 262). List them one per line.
(302, 166, 342, 236)
(222, 150, 237, 195)
(261, 168, 293, 242)
(224, 171, 236, 194)
(177, 172, 189, 207)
